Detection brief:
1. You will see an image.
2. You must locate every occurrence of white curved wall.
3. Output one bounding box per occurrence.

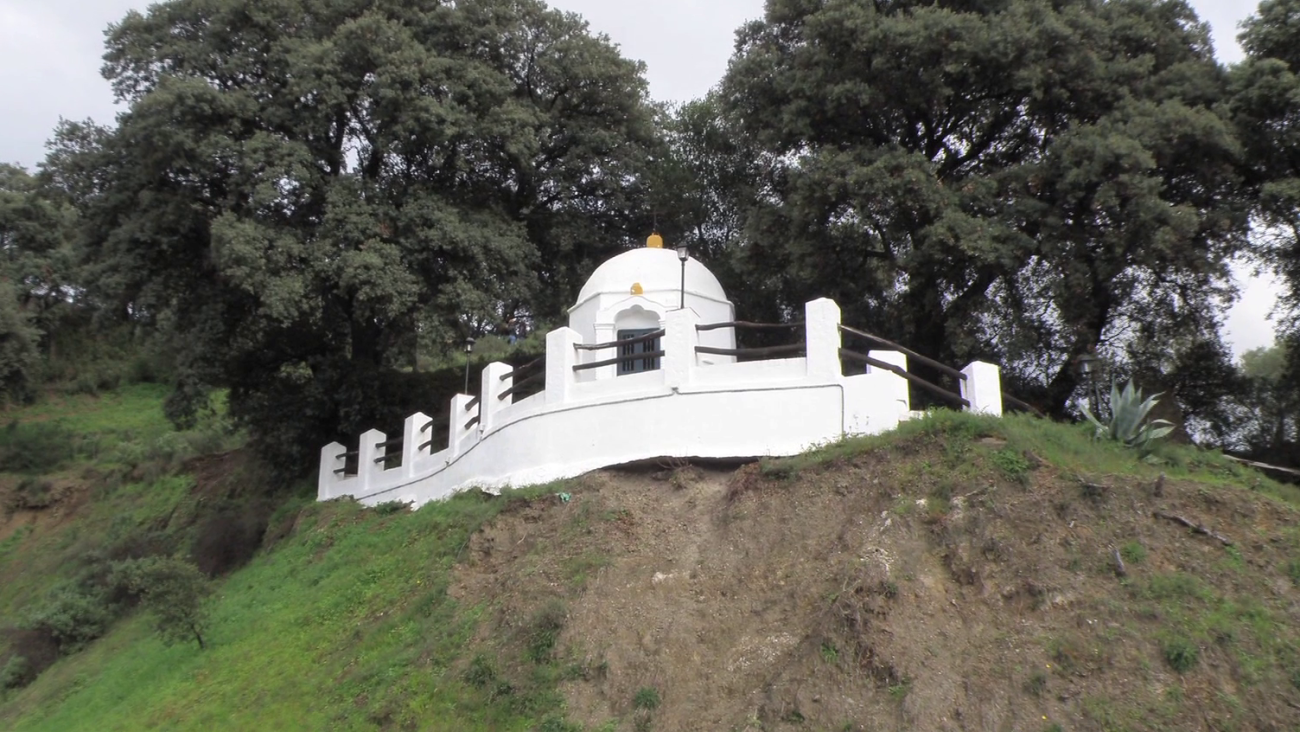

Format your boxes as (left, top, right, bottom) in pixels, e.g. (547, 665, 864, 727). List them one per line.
(318, 299, 1004, 508)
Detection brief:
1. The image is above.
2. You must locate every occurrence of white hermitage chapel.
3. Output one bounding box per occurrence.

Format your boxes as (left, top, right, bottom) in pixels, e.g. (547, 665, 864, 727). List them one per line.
(317, 236, 1005, 507)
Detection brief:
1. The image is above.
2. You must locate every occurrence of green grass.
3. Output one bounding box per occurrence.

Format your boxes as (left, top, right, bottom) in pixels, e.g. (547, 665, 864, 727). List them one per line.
(0, 487, 575, 731)
(759, 410, 1295, 507)
(0, 384, 237, 475)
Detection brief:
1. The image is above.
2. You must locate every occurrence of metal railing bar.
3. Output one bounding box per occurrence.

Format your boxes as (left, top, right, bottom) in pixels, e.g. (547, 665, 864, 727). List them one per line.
(335, 451, 358, 460)
(1224, 455, 1300, 477)
(1001, 392, 1044, 417)
(575, 329, 665, 351)
(498, 371, 545, 400)
(695, 344, 806, 358)
(837, 324, 967, 382)
(374, 454, 400, 465)
(696, 321, 803, 332)
(500, 354, 545, 381)
(418, 439, 438, 452)
(839, 348, 970, 408)
(374, 438, 403, 450)
(464, 415, 480, 430)
(420, 420, 435, 433)
(574, 350, 667, 372)
(333, 468, 352, 475)
(466, 395, 480, 411)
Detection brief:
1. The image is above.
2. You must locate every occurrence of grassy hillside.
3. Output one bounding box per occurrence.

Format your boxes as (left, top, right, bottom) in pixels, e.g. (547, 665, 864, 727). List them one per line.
(1, 389, 1298, 731)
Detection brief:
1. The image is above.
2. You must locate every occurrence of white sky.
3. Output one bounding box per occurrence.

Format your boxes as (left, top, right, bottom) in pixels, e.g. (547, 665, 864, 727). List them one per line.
(0, 0, 1279, 356)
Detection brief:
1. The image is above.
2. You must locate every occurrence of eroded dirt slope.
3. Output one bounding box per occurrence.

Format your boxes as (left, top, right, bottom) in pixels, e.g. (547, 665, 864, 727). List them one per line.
(451, 435, 1300, 732)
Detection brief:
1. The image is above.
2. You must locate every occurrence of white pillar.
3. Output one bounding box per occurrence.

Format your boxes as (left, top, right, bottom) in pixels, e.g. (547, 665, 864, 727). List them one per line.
(869, 350, 910, 417)
(546, 327, 583, 405)
(805, 298, 842, 381)
(358, 428, 386, 494)
(662, 308, 699, 391)
(447, 394, 477, 457)
(961, 361, 1003, 416)
(401, 412, 431, 479)
(479, 362, 513, 432)
(318, 441, 346, 500)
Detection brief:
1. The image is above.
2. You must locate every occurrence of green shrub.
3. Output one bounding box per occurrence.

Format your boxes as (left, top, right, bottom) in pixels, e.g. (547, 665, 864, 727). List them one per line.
(525, 601, 567, 664)
(4, 477, 57, 513)
(991, 448, 1031, 482)
(633, 686, 661, 710)
(0, 421, 77, 472)
(537, 717, 583, 732)
(0, 655, 30, 690)
(1161, 635, 1199, 673)
(1120, 541, 1147, 564)
(24, 585, 116, 653)
(373, 501, 411, 516)
(1082, 380, 1174, 453)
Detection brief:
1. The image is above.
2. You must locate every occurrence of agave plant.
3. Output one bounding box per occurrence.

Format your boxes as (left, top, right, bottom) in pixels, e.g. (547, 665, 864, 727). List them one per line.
(1082, 380, 1176, 452)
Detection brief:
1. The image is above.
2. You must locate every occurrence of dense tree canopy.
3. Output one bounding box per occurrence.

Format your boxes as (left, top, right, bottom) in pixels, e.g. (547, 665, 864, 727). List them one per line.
(8, 0, 1300, 471)
(50, 0, 662, 466)
(692, 0, 1249, 415)
(1234, 0, 1300, 403)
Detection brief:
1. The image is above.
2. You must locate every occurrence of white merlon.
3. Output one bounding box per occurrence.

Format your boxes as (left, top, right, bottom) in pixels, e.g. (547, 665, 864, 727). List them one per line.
(961, 361, 1004, 416)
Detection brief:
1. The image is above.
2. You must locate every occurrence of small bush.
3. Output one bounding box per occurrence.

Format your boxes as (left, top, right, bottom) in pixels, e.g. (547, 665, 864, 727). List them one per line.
(525, 601, 567, 664)
(0, 628, 59, 685)
(991, 449, 1030, 482)
(1120, 541, 1147, 564)
(1161, 635, 1199, 673)
(372, 501, 411, 516)
(0, 655, 30, 690)
(1024, 671, 1047, 697)
(758, 459, 796, 481)
(633, 686, 661, 710)
(0, 421, 77, 473)
(4, 477, 57, 513)
(538, 717, 583, 732)
(464, 654, 497, 688)
(23, 585, 116, 653)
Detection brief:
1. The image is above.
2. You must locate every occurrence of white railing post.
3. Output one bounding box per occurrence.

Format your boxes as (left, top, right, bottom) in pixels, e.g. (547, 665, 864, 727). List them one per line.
(358, 428, 386, 494)
(480, 362, 513, 432)
(318, 441, 346, 500)
(961, 361, 1003, 416)
(662, 308, 699, 390)
(805, 298, 843, 381)
(869, 350, 911, 417)
(546, 327, 582, 405)
(401, 412, 430, 479)
(447, 394, 476, 457)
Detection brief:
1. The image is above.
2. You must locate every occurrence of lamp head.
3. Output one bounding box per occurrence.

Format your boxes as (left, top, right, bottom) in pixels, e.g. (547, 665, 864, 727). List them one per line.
(675, 243, 689, 262)
(464, 337, 475, 353)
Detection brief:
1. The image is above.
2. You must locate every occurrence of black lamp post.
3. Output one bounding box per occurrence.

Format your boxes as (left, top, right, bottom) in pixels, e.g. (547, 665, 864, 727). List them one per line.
(675, 242, 689, 309)
(1076, 350, 1103, 417)
(463, 337, 475, 394)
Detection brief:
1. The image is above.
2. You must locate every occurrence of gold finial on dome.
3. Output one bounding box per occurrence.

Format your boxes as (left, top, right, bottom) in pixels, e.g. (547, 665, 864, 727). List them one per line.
(646, 232, 664, 249)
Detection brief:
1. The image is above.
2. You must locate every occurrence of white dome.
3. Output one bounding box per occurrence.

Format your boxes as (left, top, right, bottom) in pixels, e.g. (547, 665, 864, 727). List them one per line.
(573, 247, 728, 309)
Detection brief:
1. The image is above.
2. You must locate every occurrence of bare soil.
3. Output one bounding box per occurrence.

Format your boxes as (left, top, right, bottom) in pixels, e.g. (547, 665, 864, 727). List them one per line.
(451, 435, 1300, 732)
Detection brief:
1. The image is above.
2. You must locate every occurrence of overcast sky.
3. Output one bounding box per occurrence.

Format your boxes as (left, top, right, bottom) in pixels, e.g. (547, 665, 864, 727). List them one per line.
(0, 0, 1280, 356)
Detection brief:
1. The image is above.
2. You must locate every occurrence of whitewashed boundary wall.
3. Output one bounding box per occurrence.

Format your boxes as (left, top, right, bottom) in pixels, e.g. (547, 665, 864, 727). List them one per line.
(318, 298, 1003, 508)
